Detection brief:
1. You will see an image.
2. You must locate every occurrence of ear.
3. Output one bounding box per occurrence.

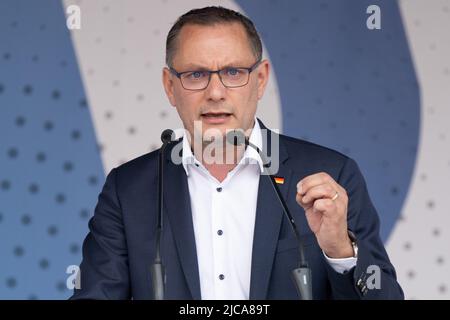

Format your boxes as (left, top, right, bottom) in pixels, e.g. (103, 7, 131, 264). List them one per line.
(162, 67, 177, 107)
(256, 59, 270, 100)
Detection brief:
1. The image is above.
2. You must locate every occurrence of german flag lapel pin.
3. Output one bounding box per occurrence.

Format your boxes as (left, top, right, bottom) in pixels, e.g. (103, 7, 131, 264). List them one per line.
(274, 176, 285, 184)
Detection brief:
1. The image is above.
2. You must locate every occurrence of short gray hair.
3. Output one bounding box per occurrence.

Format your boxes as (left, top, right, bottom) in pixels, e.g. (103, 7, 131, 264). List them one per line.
(165, 6, 263, 66)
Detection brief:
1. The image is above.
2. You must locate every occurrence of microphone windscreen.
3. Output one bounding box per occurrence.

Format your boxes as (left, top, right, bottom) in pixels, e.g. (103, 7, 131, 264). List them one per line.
(226, 129, 246, 146)
(161, 129, 174, 144)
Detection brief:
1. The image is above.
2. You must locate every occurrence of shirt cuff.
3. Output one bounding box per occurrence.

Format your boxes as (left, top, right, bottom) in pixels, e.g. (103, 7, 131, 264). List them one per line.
(322, 251, 357, 274)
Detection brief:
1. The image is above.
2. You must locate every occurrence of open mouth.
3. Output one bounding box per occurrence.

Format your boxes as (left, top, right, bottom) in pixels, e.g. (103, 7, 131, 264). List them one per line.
(201, 112, 231, 118)
(201, 112, 232, 124)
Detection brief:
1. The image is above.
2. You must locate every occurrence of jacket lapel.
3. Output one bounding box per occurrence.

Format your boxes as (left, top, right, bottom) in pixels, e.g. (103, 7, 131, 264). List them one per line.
(164, 142, 201, 300)
(163, 123, 291, 300)
(250, 123, 292, 299)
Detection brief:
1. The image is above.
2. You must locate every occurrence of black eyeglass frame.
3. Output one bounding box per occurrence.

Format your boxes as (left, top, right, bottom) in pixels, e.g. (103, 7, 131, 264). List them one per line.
(168, 60, 262, 91)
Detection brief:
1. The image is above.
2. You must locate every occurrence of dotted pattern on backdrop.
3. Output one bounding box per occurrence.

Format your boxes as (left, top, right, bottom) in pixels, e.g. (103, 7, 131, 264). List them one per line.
(65, 0, 424, 299)
(0, 1, 104, 299)
(237, 0, 420, 243)
(0, 0, 281, 301)
(1, 0, 446, 300)
(65, 0, 418, 242)
(387, 0, 450, 300)
(63, 0, 282, 174)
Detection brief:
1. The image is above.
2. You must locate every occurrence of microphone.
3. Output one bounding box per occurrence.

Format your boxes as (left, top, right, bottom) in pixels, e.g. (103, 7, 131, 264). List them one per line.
(151, 129, 174, 300)
(161, 129, 174, 144)
(226, 130, 313, 300)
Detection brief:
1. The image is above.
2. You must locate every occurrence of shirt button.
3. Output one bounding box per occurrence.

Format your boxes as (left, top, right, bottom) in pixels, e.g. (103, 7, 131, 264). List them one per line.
(219, 274, 225, 280)
(217, 230, 223, 236)
(216, 187, 222, 192)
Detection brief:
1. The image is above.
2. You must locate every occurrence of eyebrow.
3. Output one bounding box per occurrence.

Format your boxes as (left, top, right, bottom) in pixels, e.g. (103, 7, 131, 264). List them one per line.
(177, 62, 251, 71)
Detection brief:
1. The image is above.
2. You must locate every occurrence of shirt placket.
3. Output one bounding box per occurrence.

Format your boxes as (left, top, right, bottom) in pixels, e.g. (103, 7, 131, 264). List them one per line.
(211, 181, 227, 299)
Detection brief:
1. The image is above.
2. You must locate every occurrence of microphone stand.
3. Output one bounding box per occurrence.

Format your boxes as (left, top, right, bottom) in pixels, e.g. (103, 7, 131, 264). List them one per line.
(228, 131, 313, 300)
(151, 129, 174, 300)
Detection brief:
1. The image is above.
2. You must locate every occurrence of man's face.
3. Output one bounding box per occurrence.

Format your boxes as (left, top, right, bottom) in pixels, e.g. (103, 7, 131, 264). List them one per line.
(162, 22, 269, 141)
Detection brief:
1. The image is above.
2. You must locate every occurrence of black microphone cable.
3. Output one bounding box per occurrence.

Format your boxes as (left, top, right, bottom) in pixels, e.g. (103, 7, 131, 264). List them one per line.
(226, 130, 313, 300)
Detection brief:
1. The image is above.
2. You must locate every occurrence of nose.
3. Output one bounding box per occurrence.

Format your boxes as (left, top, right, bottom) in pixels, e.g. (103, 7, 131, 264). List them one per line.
(204, 72, 226, 101)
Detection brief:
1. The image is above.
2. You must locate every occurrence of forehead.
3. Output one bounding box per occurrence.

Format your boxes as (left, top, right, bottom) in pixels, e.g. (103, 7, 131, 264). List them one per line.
(172, 22, 256, 68)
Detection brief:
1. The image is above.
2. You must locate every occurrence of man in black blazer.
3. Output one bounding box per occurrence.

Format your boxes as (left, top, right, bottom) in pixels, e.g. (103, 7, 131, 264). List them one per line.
(72, 6, 403, 300)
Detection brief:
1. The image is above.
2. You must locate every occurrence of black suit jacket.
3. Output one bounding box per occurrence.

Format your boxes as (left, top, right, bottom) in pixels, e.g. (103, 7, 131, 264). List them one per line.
(72, 121, 403, 299)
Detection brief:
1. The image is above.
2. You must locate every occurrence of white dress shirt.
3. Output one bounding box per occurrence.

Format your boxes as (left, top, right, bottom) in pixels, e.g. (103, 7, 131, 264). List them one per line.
(181, 119, 356, 300)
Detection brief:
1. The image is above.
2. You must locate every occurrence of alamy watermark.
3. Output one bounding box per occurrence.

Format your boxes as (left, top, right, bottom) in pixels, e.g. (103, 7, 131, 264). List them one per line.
(365, 264, 381, 290)
(66, 265, 81, 290)
(66, 5, 81, 30)
(366, 5, 381, 30)
(169, 121, 280, 175)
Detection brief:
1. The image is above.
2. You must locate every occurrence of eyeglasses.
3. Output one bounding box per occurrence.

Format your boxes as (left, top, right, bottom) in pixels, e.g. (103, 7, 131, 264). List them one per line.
(169, 60, 262, 91)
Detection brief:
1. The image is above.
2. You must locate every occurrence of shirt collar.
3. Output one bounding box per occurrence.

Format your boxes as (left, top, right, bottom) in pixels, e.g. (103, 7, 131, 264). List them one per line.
(181, 118, 264, 175)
